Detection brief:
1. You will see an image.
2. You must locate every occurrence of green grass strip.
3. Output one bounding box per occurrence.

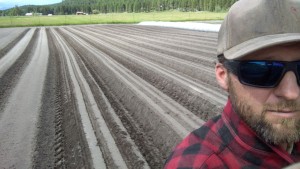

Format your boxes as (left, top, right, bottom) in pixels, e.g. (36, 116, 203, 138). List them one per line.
(0, 11, 226, 28)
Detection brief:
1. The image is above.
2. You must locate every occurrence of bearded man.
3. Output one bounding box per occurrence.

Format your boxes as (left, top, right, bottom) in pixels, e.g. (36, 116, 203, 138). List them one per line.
(164, 0, 300, 168)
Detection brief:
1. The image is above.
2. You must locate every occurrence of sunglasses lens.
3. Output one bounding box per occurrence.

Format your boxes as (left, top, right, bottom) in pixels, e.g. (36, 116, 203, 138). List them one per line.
(239, 61, 284, 87)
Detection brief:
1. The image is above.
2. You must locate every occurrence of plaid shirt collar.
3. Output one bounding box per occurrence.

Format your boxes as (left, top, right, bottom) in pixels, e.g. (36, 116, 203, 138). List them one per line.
(222, 99, 300, 163)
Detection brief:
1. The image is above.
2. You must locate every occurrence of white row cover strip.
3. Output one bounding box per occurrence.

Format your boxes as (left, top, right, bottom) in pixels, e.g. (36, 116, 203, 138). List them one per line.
(138, 21, 221, 32)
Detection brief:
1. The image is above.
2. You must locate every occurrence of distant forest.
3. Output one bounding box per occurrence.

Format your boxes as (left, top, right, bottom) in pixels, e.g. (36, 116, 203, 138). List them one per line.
(2, 0, 237, 16)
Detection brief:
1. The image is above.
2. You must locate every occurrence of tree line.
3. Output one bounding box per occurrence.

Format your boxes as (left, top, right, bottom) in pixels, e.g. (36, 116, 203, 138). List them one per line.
(61, 0, 237, 14)
(2, 0, 237, 16)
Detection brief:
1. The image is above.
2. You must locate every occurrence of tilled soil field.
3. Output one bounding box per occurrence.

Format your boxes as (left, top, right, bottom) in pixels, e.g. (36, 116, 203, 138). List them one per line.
(0, 25, 227, 169)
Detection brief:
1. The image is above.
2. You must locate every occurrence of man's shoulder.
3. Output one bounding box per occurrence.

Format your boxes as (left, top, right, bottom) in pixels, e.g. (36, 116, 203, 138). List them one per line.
(164, 116, 226, 168)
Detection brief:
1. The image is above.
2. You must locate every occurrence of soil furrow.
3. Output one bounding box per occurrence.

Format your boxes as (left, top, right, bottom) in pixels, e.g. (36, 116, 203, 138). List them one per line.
(0, 28, 30, 59)
(33, 28, 57, 169)
(65, 27, 225, 120)
(0, 28, 38, 114)
(91, 25, 217, 55)
(67, 27, 223, 100)
(0, 28, 28, 50)
(82, 26, 216, 66)
(77, 26, 219, 87)
(68, 39, 151, 169)
(0, 25, 226, 168)
(101, 24, 218, 42)
(59, 27, 194, 168)
(60, 30, 128, 169)
(0, 28, 48, 168)
(109, 25, 218, 46)
(0, 28, 36, 78)
(50, 28, 94, 169)
(58, 27, 165, 168)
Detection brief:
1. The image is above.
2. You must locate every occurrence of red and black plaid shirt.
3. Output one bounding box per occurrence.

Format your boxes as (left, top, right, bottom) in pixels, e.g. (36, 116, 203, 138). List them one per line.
(164, 99, 300, 169)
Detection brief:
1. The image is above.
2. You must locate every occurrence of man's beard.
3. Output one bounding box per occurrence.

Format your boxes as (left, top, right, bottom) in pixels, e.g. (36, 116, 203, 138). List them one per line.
(228, 76, 300, 145)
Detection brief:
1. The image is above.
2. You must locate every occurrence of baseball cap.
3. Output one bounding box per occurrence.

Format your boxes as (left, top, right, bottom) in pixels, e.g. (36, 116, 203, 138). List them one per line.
(217, 0, 300, 60)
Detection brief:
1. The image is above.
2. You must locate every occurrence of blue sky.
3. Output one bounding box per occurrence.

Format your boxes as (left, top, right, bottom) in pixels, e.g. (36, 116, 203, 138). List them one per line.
(0, 0, 61, 10)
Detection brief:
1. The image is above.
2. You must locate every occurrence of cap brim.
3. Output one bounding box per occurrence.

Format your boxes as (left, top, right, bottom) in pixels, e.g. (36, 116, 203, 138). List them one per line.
(224, 33, 300, 60)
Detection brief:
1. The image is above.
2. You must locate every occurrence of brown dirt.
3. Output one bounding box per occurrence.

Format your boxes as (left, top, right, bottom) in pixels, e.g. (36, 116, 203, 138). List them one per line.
(0, 25, 227, 169)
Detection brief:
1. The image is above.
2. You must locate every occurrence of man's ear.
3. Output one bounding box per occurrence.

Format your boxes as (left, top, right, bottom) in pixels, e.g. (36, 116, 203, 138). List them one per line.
(215, 63, 229, 91)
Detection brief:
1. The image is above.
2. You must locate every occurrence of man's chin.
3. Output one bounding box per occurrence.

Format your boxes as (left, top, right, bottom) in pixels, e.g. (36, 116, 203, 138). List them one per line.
(258, 120, 300, 145)
(265, 114, 299, 130)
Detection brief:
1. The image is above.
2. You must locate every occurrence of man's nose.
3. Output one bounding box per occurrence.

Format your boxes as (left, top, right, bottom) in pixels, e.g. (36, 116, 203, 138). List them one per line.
(274, 71, 300, 100)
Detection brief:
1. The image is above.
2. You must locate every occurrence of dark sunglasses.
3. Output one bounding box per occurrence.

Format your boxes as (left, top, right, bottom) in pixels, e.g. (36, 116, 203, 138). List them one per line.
(223, 60, 300, 88)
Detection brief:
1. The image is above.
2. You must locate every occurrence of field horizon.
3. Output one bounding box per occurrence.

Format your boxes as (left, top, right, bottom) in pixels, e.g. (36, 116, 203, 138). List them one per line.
(0, 11, 226, 28)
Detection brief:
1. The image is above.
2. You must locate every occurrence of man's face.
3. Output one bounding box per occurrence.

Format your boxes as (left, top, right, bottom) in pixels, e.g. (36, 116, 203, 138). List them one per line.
(226, 43, 300, 145)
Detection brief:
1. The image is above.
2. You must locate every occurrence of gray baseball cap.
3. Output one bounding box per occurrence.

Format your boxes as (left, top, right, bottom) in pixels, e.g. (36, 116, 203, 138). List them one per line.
(217, 0, 300, 60)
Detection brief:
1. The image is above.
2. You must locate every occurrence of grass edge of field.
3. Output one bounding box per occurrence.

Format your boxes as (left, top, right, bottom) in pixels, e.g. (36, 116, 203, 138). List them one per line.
(0, 11, 226, 28)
